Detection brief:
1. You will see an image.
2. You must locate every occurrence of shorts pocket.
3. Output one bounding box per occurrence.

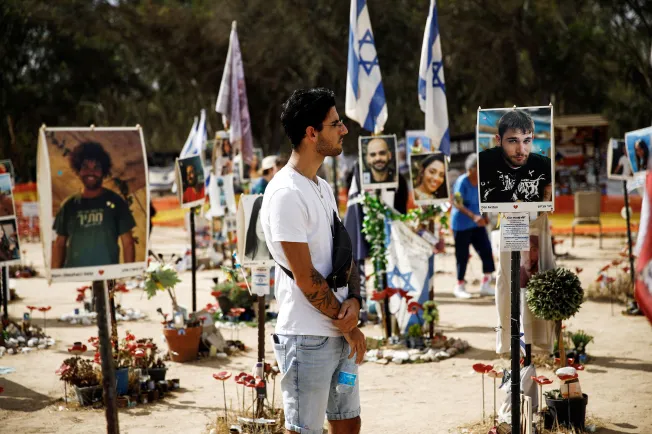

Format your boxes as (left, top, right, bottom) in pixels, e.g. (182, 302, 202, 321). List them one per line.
(297, 335, 329, 350)
(273, 342, 286, 373)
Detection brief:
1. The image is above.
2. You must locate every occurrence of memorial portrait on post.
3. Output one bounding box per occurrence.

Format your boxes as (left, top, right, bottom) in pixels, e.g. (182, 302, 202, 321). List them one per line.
(409, 152, 449, 205)
(177, 154, 206, 209)
(0, 173, 16, 218)
(476, 106, 554, 212)
(238, 194, 274, 267)
(624, 126, 652, 176)
(39, 127, 149, 282)
(406, 130, 432, 155)
(0, 218, 20, 265)
(359, 134, 399, 190)
(607, 138, 633, 180)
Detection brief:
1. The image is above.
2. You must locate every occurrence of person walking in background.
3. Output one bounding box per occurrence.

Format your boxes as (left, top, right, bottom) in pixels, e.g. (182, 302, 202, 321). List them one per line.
(450, 153, 495, 298)
(251, 156, 278, 194)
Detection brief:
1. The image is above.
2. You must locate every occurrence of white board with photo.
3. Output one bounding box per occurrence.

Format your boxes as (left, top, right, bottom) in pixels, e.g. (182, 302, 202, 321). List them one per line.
(38, 126, 149, 283)
(0, 172, 20, 266)
(236, 194, 274, 267)
(624, 126, 652, 178)
(176, 154, 206, 209)
(408, 152, 450, 206)
(0, 160, 16, 186)
(476, 105, 555, 213)
(607, 138, 634, 181)
(208, 173, 236, 217)
(358, 134, 399, 191)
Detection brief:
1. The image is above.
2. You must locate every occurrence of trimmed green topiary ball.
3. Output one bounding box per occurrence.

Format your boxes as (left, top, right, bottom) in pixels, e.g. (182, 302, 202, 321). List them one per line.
(526, 268, 584, 321)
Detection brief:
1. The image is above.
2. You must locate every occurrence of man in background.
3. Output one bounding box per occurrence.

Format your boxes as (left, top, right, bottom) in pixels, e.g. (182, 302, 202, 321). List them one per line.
(251, 156, 278, 194)
(52, 141, 135, 268)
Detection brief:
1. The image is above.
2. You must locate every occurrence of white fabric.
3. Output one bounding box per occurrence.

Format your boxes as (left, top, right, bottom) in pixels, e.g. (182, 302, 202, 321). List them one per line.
(497, 364, 540, 423)
(495, 213, 555, 354)
(635, 180, 649, 257)
(418, 0, 449, 151)
(261, 166, 348, 337)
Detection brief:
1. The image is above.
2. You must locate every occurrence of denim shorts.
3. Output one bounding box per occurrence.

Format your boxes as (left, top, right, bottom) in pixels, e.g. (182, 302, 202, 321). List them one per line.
(272, 334, 361, 434)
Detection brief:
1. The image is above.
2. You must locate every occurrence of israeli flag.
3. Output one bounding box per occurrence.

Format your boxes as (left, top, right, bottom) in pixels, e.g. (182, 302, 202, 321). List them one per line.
(418, 0, 450, 155)
(180, 109, 206, 158)
(179, 116, 198, 158)
(345, 0, 387, 134)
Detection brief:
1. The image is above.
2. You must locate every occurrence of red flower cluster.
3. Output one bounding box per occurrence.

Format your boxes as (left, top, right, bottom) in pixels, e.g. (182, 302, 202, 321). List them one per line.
(472, 363, 493, 374)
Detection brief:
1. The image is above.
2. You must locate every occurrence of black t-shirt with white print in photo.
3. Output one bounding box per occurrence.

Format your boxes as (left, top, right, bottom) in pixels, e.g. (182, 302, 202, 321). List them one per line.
(479, 147, 552, 203)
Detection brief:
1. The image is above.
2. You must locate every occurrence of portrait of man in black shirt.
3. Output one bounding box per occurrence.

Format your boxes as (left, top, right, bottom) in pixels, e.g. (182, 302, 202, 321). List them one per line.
(478, 110, 552, 204)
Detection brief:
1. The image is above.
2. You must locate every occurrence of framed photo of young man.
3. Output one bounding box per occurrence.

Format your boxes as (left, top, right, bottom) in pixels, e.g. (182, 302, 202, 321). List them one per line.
(476, 106, 555, 213)
(607, 138, 634, 181)
(38, 126, 149, 283)
(406, 130, 432, 155)
(624, 126, 652, 177)
(409, 152, 450, 206)
(236, 194, 274, 267)
(358, 134, 399, 191)
(176, 155, 206, 209)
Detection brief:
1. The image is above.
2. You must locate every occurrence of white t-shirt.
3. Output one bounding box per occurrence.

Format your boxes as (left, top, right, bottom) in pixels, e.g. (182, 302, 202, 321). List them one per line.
(261, 166, 349, 337)
(618, 155, 633, 176)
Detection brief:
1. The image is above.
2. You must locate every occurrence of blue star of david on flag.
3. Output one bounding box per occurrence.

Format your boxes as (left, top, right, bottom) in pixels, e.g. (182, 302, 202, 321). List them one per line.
(386, 265, 416, 293)
(358, 30, 379, 75)
(431, 61, 445, 90)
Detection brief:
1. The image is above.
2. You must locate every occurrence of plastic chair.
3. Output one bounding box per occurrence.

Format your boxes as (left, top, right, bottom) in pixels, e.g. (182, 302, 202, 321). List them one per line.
(571, 191, 602, 249)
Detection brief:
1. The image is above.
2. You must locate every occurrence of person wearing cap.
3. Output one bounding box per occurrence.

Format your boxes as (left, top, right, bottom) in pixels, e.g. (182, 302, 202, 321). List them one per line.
(251, 155, 279, 194)
(450, 153, 496, 299)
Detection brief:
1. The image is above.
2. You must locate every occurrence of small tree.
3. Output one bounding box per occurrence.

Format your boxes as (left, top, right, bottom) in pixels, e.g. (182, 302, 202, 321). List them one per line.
(526, 268, 584, 366)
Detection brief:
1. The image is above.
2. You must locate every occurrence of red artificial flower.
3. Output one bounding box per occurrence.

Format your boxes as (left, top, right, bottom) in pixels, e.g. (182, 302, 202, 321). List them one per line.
(229, 307, 245, 317)
(75, 294, 85, 303)
(612, 259, 622, 266)
(595, 274, 604, 283)
(235, 372, 247, 384)
(557, 373, 578, 381)
(133, 349, 146, 358)
(488, 370, 503, 379)
(264, 363, 272, 373)
(38, 306, 52, 312)
(237, 282, 249, 290)
(56, 363, 71, 375)
(88, 337, 100, 348)
(125, 333, 136, 341)
(371, 290, 388, 301)
(76, 286, 89, 294)
(623, 266, 630, 273)
(472, 363, 493, 374)
(385, 288, 398, 297)
(145, 342, 154, 349)
(68, 343, 87, 354)
(575, 267, 583, 274)
(244, 376, 257, 388)
(213, 371, 232, 381)
(600, 264, 611, 272)
(571, 363, 585, 371)
(26, 306, 37, 312)
(531, 375, 553, 386)
(407, 302, 423, 315)
(397, 289, 409, 298)
(254, 379, 265, 388)
(211, 291, 222, 298)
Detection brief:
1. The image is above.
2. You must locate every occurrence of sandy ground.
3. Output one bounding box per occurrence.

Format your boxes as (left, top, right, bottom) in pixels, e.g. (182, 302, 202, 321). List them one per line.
(0, 227, 651, 434)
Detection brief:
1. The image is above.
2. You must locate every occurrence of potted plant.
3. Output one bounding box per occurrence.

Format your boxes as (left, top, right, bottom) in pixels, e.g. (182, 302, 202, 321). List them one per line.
(526, 268, 587, 429)
(422, 300, 439, 340)
(407, 324, 425, 349)
(145, 255, 201, 363)
(135, 337, 167, 382)
(57, 355, 102, 406)
(570, 330, 593, 364)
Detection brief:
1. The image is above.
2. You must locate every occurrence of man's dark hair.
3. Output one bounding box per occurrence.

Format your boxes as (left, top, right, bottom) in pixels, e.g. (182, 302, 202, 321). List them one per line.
(70, 141, 112, 177)
(281, 88, 336, 148)
(497, 110, 535, 138)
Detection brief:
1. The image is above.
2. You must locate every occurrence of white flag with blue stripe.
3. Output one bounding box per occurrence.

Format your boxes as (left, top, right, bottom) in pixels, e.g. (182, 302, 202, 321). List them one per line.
(418, 0, 450, 155)
(180, 109, 206, 158)
(346, 0, 387, 134)
(180, 116, 198, 158)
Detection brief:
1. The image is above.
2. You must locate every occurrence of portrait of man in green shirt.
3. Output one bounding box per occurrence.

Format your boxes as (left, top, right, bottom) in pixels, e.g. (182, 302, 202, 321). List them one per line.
(52, 141, 136, 269)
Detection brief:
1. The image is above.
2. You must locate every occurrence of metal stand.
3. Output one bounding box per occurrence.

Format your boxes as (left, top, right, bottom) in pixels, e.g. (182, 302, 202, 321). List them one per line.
(1, 266, 8, 320)
(189, 208, 197, 312)
(93, 280, 119, 434)
(256, 294, 266, 416)
(623, 181, 637, 298)
(510, 251, 521, 434)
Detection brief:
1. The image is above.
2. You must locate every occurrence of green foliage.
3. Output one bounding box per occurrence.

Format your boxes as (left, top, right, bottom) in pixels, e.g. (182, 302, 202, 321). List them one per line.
(422, 300, 439, 325)
(544, 389, 562, 401)
(212, 280, 254, 309)
(408, 323, 423, 338)
(570, 330, 594, 353)
(526, 268, 584, 321)
(144, 263, 181, 299)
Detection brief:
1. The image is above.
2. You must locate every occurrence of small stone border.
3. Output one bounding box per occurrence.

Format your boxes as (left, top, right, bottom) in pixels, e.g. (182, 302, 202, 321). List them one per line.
(364, 338, 471, 365)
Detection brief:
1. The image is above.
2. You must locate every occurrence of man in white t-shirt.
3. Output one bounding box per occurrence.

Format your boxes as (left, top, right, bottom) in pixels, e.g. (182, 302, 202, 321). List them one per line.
(614, 141, 633, 177)
(261, 88, 365, 434)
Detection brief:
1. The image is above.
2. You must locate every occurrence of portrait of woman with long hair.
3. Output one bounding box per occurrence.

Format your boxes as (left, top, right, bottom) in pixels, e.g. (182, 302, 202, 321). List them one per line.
(0, 222, 19, 262)
(244, 196, 272, 262)
(635, 139, 649, 172)
(411, 153, 448, 202)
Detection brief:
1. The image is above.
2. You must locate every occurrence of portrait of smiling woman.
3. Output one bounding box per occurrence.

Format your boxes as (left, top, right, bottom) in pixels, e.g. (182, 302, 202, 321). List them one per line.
(410, 152, 449, 204)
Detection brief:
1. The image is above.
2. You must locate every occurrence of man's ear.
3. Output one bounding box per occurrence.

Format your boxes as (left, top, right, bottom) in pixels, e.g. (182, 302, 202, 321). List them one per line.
(305, 126, 317, 142)
(494, 134, 501, 146)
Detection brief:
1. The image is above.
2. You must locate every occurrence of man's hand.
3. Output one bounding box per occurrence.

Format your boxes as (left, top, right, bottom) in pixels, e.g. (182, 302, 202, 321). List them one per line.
(473, 214, 487, 227)
(332, 298, 360, 333)
(343, 327, 367, 364)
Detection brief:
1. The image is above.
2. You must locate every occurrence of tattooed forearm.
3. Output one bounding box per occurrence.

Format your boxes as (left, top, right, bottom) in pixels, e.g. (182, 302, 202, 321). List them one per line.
(302, 268, 341, 319)
(348, 262, 361, 296)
